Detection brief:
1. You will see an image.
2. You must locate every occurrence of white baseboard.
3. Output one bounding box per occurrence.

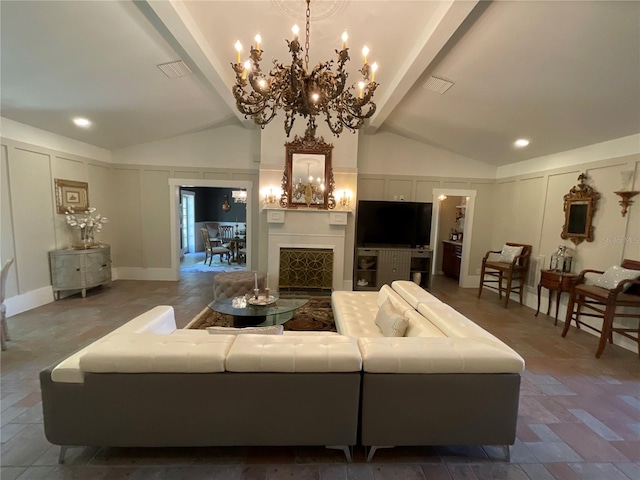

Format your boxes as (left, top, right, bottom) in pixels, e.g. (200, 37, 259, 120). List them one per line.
(113, 267, 178, 281)
(5, 286, 54, 317)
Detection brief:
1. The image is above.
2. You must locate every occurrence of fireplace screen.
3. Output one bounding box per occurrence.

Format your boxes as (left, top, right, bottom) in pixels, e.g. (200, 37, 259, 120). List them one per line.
(279, 248, 333, 291)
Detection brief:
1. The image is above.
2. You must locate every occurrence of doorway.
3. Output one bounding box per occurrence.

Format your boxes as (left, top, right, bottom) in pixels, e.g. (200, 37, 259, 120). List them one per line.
(432, 188, 476, 288)
(168, 179, 253, 281)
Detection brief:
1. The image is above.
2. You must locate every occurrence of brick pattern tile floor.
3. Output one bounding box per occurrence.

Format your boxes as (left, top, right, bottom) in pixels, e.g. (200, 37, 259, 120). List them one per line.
(1, 273, 639, 479)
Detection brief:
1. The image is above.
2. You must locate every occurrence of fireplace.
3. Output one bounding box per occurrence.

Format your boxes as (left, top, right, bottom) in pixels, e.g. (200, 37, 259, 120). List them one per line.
(266, 210, 349, 291)
(279, 248, 333, 292)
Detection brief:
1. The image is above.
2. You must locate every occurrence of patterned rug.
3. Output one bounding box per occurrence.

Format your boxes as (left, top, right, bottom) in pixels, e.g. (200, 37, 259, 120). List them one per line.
(187, 296, 336, 332)
(180, 260, 247, 273)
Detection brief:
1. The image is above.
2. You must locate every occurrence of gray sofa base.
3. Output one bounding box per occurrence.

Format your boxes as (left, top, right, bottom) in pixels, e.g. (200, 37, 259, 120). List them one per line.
(40, 368, 360, 461)
(361, 373, 521, 458)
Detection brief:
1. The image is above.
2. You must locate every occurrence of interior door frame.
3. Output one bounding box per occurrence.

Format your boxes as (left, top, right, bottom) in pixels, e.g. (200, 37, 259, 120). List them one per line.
(168, 179, 253, 280)
(432, 188, 477, 288)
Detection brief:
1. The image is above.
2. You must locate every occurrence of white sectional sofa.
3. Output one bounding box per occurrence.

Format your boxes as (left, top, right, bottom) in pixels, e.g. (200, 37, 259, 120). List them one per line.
(41, 281, 524, 463)
(332, 280, 525, 461)
(40, 307, 361, 463)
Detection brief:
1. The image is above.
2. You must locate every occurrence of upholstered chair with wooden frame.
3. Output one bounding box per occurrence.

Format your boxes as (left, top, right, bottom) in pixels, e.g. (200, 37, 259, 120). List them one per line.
(1, 258, 15, 351)
(562, 259, 640, 358)
(478, 243, 532, 308)
(200, 228, 230, 266)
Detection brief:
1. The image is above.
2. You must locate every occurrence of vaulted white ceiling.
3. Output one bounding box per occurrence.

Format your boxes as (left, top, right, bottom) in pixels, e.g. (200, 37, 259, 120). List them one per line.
(1, 1, 639, 166)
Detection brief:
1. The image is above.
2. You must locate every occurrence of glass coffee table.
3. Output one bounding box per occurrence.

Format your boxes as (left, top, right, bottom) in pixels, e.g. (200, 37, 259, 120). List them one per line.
(208, 293, 309, 327)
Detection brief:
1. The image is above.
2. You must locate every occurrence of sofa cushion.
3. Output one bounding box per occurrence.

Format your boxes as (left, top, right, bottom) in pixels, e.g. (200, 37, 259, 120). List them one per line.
(377, 285, 413, 314)
(52, 306, 177, 383)
(226, 335, 362, 372)
(593, 265, 639, 291)
(332, 291, 383, 337)
(499, 245, 523, 263)
(207, 325, 284, 335)
(375, 300, 408, 337)
(404, 309, 446, 338)
(79, 333, 234, 374)
(391, 280, 440, 308)
(357, 337, 525, 374)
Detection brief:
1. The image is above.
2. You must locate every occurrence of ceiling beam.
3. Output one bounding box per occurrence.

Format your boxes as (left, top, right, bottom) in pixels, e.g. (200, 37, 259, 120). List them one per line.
(366, 0, 480, 134)
(141, 0, 253, 128)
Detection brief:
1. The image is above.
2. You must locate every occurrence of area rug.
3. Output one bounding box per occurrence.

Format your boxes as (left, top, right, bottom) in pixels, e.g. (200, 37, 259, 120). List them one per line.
(186, 296, 336, 332)
(180, 260, 247, 274)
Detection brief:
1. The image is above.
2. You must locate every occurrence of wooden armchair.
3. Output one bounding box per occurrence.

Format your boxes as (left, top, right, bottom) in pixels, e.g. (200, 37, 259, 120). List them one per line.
(562, 259, 640, 358)
(478, 243, 532, 308)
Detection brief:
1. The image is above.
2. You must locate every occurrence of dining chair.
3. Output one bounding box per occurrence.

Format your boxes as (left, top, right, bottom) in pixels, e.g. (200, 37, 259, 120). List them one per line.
(1, 258, 15, 351)
(201, 228, 230, 266)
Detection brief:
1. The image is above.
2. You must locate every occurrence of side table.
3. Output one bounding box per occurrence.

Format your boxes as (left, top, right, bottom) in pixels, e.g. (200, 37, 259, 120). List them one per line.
(535, 269, 578, 324)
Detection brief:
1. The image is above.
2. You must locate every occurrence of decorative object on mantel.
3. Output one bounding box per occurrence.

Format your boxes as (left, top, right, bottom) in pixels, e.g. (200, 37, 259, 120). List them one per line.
(561, 173, 600, 245)
(54, 179, 89, 214)
(613, 169, 638, 217)
(281, 131, 336, 209)
(231, 0, 378, 139)
(221, 195, 231, 212)
(65, 207, 108, 249)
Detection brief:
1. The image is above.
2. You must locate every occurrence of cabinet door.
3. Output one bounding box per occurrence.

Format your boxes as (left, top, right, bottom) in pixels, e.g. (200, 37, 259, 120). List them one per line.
(378, 250, 411, 285)
(84, 251, 111, 286)
(50, 253, 82, 289)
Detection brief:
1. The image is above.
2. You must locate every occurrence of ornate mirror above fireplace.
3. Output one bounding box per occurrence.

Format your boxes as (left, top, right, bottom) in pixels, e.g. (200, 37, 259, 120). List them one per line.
(561, 173, 600, 245)
(280, 134, 335, 209)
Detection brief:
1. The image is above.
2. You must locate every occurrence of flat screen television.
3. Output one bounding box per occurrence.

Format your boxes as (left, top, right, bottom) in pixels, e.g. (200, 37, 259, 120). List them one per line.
(356, 200, 433, 248)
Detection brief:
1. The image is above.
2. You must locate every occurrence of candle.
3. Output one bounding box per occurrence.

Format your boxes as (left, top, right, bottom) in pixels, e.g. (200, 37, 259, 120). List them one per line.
(254, 33, 261, 50)
(362, 45, 369, 64)
(341, 30, 348, 50)
(266, 273, 269, 289)
(371, 62, 378, 83)
(292, 24, 299, 39)
(254, 272, 258, 289)
(358, 81, 365, 99)
(234, 41, 242, 64)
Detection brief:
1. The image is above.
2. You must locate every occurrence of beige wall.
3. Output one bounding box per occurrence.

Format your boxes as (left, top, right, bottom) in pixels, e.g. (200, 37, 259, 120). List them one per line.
(2, 117, 639, 353)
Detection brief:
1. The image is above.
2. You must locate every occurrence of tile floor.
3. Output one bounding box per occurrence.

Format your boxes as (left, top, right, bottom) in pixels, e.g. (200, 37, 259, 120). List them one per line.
(1, 273, 639, 480)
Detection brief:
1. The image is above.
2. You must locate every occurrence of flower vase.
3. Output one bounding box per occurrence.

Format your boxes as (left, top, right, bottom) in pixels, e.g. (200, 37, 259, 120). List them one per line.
(74, 226, 96, 249)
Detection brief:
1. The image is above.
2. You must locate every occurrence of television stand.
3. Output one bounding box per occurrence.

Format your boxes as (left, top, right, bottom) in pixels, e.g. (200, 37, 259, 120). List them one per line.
(354, 247, 431, 291)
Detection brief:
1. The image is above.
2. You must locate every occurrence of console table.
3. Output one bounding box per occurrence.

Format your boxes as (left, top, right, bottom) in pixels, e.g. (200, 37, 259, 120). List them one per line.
(535, 269, 578, 324)
(49, 245, 111, 299)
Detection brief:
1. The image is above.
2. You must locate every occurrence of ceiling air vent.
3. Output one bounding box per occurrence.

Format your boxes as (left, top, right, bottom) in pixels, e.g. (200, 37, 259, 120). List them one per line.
(158, 60, 192, 79)
(423, 75, 454, 94)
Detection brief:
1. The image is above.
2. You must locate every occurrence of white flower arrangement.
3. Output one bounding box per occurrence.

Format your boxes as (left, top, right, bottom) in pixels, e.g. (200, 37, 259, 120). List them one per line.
(65, 207, 108, 244)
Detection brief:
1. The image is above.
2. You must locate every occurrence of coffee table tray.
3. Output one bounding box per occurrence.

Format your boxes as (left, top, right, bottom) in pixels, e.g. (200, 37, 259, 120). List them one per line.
(247, 295, 277, 306)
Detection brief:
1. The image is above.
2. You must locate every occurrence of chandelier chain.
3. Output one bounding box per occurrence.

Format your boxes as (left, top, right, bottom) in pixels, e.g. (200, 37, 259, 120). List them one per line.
(304, 0, 310, 72)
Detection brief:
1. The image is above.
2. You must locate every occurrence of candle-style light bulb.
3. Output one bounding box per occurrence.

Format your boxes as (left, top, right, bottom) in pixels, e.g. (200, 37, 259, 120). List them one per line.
(254, 33, 262, 50)
(371, 62, 378, 83)
(341, 30, 348, 49)
(311, 92, 319, 103)
(292, 24, 299, 39)
(234, 41, 242, 63)
(258, 78, 267, 89)
(242, 60, 251, 80)
(358, 80, 365, 98)
(362, 45, 369, 64)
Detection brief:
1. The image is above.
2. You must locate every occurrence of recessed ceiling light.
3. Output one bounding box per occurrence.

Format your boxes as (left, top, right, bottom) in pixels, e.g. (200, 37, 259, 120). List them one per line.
(514, 138, 530, 148)
(73, 117, 91, 128)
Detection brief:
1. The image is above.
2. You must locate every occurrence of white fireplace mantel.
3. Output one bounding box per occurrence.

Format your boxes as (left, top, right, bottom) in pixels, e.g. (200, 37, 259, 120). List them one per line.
(265, 208, 350, 290)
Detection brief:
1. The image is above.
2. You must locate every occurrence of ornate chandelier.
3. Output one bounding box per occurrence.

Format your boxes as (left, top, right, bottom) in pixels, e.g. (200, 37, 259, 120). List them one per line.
(232, 0, 378, 138)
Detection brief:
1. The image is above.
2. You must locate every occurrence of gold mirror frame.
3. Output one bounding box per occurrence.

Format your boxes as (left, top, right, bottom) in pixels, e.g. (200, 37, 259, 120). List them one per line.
(561, 173, 600, 245)
(280, 133, 336, 209)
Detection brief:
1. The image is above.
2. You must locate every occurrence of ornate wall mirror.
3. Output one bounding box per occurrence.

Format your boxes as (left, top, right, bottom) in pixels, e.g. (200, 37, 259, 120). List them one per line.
(280, 134, 335, 209)
(561, 173, 600, 245)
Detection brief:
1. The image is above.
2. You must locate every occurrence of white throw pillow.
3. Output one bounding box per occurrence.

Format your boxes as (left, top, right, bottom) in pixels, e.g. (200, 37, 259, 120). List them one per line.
(207, 325, 284, 335)
(375, 299, 409, 337)
(593, 266, 640, 291)
(499, 245, 524, 263)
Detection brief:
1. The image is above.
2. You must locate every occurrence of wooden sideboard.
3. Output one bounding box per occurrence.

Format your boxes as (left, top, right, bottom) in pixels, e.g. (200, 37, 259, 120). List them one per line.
(442, 240, 462, 279)
(355, 247, 431, 291)
(49, 245, 111, 299)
